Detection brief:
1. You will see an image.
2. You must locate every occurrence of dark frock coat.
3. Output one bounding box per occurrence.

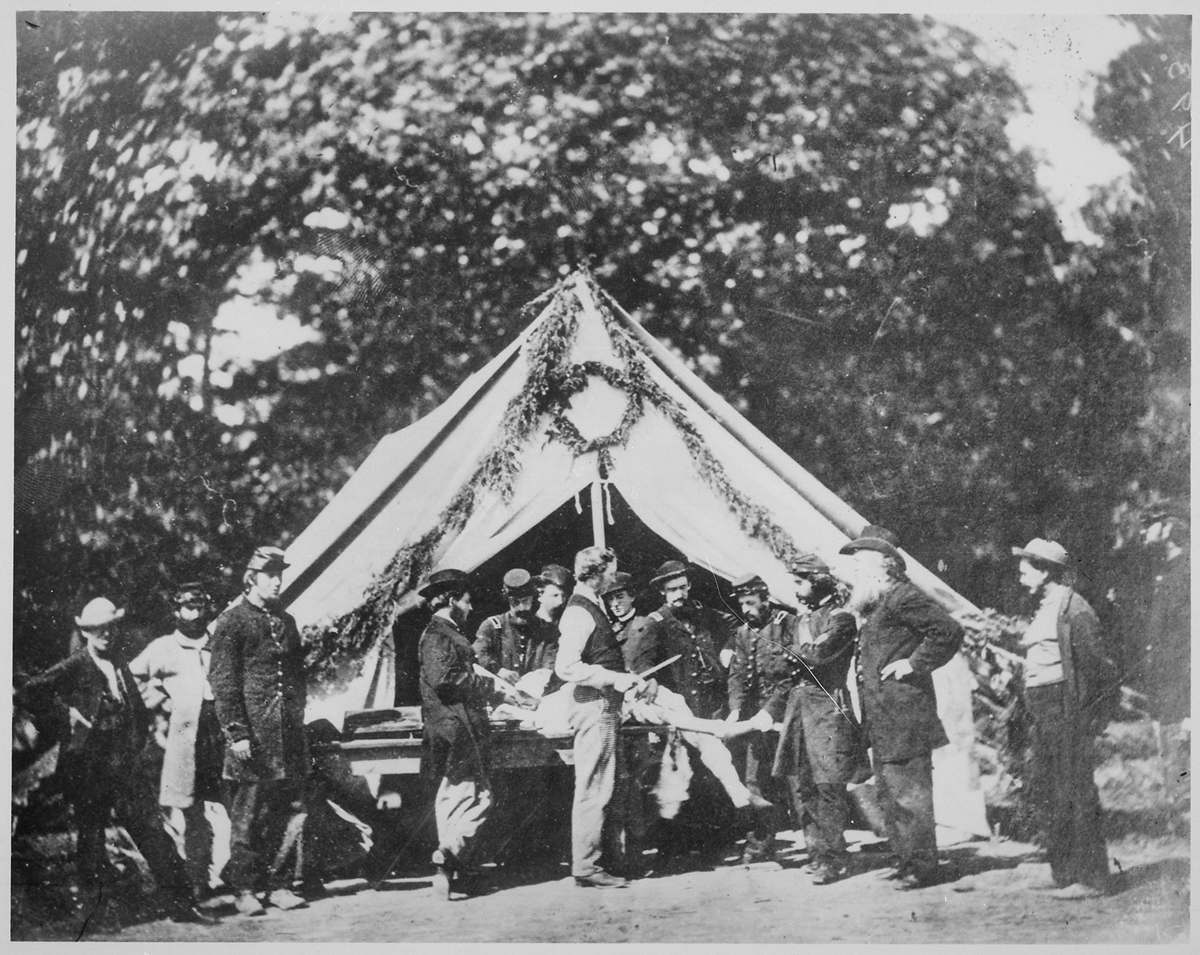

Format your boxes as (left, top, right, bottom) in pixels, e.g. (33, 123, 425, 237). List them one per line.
(209, 598, 309, 781)
(772, 604, 865, 783)
(856, 580, 963, 763)
(419, 613, 497, 786)
(627, 601, 732, 719)
(17, 649, 149, 784)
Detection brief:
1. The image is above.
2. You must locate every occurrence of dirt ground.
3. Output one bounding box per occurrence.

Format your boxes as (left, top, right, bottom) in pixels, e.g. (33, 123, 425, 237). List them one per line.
(33, 827, 1187, 946)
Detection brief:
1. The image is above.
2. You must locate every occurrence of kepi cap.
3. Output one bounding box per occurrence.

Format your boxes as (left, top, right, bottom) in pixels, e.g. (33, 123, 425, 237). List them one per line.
(788, 553, 831, 578)
(246, 546, 290, 573)
(501, 568, 535, 597)
(171, 580, 210, 604)
(730, 572, 769, 597)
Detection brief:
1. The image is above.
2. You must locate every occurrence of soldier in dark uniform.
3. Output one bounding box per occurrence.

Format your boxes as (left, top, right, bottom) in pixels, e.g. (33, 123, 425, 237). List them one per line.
(472, 567, 562, 865)
(773, 556, 862, 885)
(418, 568, 525, 898)
(17, 596, 212, 930)
(840, 529, 962, 889)
(725, 573, 797, 865)
(628, 560, 732, 721)
(209, 546, 311, 916)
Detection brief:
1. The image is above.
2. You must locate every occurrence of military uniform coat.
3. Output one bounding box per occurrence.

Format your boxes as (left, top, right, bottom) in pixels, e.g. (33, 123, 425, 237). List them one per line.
(772, 604, 865, 783)
(627, 601, 732, 719)
(472, 612, 559, 677)
(728, 610, 802, 721)
(209, 598, 309, 781)
(1053, 588, 1119, 731)
(856, 581, 963, 763)
(419, 613, 497, 786)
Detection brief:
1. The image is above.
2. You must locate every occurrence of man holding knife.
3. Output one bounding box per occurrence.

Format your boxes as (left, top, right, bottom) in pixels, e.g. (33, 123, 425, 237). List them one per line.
(554, 546, 656, 888)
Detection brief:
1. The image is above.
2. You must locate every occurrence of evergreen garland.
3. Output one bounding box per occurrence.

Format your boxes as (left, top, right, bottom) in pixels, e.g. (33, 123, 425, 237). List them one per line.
(305, 270, 804, 679)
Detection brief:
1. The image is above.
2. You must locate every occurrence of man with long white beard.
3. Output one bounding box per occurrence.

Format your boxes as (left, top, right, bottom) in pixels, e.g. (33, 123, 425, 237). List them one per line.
(839, 527, 962, 889)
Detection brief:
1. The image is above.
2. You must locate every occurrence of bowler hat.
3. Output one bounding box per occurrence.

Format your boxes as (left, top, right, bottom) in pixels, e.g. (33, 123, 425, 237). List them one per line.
(1011, 538, 1069, 567)
(602, 571, 634, 597)
(650, 560, 689, 587)
(730, 572, 769, 597)
(501, 568, 535, 597)
(788, 553, 831, 578)
(535, 564, 574, 590)
(418, 568, 469, 600)
(246, 546, 290, 573)
(75, 597, 126, 630)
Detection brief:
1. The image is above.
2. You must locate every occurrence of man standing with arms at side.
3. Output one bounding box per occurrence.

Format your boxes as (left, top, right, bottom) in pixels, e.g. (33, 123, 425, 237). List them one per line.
(209, 546, 311, 916)
(1012, 538, 1114, 900)
(555, 546, 651, 888)
(839, 528, 962, 889)
(129, 580, 227, 900)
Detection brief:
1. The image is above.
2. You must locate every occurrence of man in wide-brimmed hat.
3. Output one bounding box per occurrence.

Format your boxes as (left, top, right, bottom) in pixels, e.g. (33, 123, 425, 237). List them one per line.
(418, 568, 525, 899)
(209, 545, 310, 916)
(130, 580, 226, 900)
(772, 555, 863, 885)
(628, 560, 733, 722)
(1011, 538, 1115, 900)
(839, 526, 961, 889)
(17, 596, 211, 930)
(473, 568, 560, 687)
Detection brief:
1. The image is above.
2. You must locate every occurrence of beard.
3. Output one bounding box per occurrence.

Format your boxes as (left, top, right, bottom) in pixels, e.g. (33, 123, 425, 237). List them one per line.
(844, 564, 893, 616)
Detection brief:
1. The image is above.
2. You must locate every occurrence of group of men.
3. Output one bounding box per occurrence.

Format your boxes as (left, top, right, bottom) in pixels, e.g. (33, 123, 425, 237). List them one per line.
(17, 517, 1143, 925)
(16, 545, 316, 929)
(415, 524, 969, 898)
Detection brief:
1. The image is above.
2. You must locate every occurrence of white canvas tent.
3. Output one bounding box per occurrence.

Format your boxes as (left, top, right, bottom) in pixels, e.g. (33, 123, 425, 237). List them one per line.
(284, 270, 990, 840)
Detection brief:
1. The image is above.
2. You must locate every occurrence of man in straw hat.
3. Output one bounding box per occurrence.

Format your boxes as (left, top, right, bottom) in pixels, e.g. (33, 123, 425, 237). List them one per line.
(418, 568, 527, 899)
(1011, 537, 1115, 900)
(839, 525, 962, 889)
(209, 546, 310, 916)
(16, 596, 213, 929)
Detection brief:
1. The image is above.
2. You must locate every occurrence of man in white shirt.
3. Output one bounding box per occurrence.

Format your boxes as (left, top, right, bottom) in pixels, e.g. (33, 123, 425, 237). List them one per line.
(554, 546, 652, 888)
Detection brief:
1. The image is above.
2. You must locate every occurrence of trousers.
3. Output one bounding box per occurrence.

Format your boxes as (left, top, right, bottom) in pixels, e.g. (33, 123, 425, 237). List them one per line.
(1026, 682, 1109, 889)
(874, 752, 938, 878)
(568, 687, 625, 878)
(70, 768, 193, 906)
(789, 778, 849, 866)
(224, 778, 302, 893)
(738, 730, 779, 839)
(433, 776, 493, 868)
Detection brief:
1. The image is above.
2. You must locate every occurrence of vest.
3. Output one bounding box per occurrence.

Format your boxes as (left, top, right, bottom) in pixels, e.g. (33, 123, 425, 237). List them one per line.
(569, 594, 626, 672)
